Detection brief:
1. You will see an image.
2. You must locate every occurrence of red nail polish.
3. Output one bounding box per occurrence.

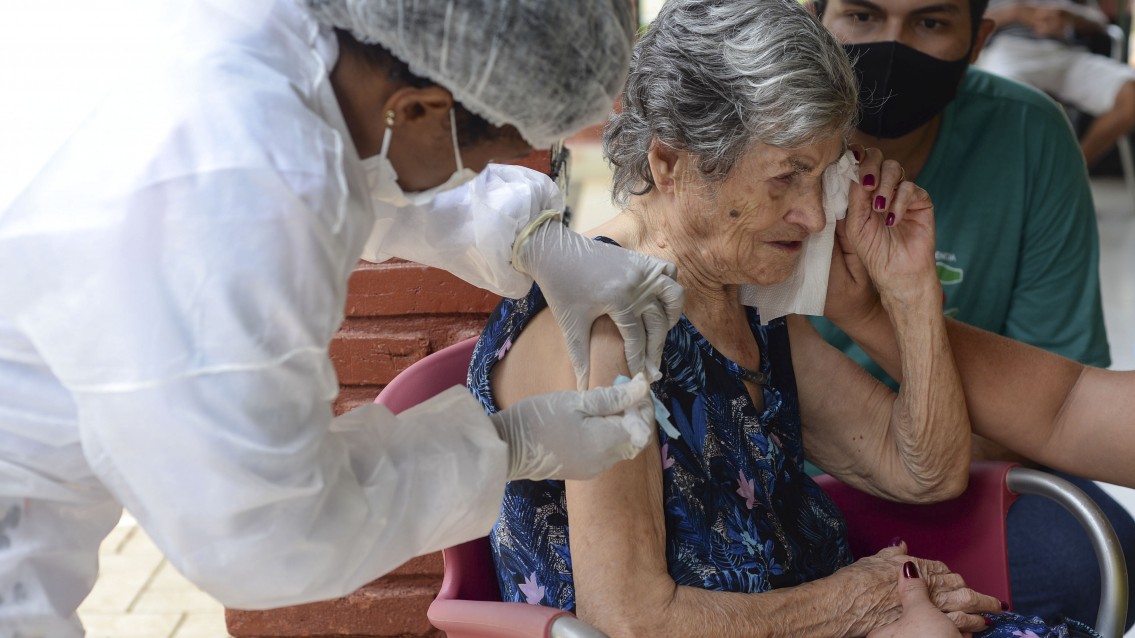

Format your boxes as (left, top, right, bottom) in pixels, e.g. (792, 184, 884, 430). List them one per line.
(986, 617, 993, 626)
(1000, 600, 1010, 611)
(875, 195, 886, 210)
(863, 174, 876, 187)
(902, 561, 919, 579)
(885, 212, 895, 226)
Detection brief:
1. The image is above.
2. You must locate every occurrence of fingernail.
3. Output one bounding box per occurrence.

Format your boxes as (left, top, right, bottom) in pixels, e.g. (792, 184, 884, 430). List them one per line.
(902, 561, 919, 579)
(852, 149, 862, 161)
(885, 212, 895, 227)
(986, 617, 993, 626)
(1000, 600, 1010, 611)
(889, 536, 903, 547)
(874, 195, 886, 210)
(863, 174, 876, 187)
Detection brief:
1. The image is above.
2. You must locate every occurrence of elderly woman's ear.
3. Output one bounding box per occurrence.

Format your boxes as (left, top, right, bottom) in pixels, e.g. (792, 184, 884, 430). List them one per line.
(646, 141, 683, 195)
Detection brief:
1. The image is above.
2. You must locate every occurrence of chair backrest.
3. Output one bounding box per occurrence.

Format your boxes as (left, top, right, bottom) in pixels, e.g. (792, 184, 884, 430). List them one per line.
(371, 339, 533, 597)
(376, 337, 580, 637)
(374, 337, 502, 602)
(374, 337, 478, 415)
(814, 462, 1018, 604)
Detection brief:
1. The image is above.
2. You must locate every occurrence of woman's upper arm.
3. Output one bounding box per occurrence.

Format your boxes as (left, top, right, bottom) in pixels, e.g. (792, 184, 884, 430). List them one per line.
(490, 308, 578, 407)
(494, 313, 674, 633)
(565, 317, 674, 634)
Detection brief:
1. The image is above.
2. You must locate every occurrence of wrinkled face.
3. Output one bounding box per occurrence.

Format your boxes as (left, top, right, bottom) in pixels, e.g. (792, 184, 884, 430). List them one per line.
(672, 135, 845, 287)
(822, 0, 975, 60)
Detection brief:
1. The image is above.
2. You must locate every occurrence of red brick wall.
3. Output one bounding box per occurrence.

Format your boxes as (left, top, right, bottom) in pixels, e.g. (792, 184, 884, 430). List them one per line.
(226, 151, 551, 638)
(329, 259, 501, 415)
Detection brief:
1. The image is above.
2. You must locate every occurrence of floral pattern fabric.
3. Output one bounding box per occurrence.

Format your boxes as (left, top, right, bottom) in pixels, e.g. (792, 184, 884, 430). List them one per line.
(980, 613, 1102, 637)
(469, 240, 851, 612)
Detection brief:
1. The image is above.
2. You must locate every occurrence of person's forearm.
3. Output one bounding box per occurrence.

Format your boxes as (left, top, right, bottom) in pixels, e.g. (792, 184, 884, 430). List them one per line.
(833, 312, 1135, 484)
(876, 283, 971, 501)
(77, 381, 508, 610)
(587, 571, 888, 638)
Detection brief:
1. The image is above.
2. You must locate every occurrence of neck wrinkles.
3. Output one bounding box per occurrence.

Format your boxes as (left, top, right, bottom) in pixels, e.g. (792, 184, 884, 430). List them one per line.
(615, 198, 744, 324)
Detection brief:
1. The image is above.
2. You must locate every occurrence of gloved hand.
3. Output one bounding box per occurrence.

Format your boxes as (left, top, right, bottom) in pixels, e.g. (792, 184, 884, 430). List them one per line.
(490, 373, 654, 481)
(514, 218, 685, 391)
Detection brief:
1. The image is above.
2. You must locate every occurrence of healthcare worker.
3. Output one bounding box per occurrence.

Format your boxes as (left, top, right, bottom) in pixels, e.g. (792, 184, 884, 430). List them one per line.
(0, 0, 684, 636)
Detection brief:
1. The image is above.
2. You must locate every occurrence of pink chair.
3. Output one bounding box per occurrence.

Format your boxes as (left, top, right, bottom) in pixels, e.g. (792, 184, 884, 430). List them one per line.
(376, 338, 1128, 638)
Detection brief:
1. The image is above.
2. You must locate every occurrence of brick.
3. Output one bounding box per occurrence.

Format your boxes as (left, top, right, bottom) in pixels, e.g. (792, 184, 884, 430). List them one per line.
(345, 262, 501, 317)
(509, 149, 552, 174)
(333, 386, 384, 416)
(225, 577, 443, 637)
(234, 221, 521, 636)
(328, 334, 429, 386)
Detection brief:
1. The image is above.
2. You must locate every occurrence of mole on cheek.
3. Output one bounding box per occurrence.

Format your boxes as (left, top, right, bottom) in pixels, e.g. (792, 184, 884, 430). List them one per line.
(728, 209, 740, 218)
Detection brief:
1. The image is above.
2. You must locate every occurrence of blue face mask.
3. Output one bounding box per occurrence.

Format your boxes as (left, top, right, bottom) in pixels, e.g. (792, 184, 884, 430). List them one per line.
(844, 40, 970, 139)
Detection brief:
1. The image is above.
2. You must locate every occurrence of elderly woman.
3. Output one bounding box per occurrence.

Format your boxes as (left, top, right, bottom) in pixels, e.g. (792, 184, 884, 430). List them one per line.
(464, 0, 1007, 635)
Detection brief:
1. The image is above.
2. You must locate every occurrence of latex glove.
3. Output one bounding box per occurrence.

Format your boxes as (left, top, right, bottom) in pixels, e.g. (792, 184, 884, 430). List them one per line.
(490, 373, 654, 481)
(867, 562, 968, 638)
(514, 219, 684, 391)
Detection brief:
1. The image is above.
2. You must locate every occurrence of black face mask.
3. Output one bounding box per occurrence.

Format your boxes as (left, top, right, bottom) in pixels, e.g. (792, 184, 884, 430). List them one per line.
(844, 41, 969, 139)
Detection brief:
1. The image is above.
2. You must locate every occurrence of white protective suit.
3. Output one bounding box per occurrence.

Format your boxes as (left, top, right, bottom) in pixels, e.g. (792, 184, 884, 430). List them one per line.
(0, 0, 598, 635)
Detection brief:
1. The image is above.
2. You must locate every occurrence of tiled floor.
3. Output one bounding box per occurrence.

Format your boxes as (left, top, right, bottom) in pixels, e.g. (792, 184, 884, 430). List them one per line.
(78, 513, 230, 638)
(78, 169, 1135, 638)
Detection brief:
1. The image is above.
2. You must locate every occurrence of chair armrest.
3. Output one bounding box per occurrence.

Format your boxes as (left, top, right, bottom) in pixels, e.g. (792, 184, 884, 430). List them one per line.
(1007, 467, 1130, 638)
(428, 598, 603, 638)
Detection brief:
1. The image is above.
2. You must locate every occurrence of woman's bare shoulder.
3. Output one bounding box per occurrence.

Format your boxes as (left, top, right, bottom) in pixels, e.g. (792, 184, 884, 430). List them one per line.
(492, 310, 629, 409)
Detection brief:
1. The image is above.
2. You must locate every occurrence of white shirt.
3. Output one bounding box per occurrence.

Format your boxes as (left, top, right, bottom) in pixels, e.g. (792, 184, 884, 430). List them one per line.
(0, 0, 553, 609)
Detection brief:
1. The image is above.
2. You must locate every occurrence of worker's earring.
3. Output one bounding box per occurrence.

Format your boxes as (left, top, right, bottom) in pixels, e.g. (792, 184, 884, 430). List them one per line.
(379, 110, 396, 158)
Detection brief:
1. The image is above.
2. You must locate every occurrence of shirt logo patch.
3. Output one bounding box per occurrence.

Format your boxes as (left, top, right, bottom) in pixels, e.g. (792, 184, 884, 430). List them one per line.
(936, 262, 964, 285)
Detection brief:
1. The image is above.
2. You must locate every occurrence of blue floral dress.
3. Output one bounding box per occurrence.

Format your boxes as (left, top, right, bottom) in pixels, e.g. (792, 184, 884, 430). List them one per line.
(467, 237, 1102, 638)
(468, 238, 851, 611)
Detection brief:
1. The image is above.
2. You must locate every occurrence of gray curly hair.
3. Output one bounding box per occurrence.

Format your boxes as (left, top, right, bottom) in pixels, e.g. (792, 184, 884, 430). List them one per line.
(605, 0, 859, 205)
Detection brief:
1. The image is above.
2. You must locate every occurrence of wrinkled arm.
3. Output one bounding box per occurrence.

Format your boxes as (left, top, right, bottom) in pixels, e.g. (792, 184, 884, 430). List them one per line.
(833, 311, 1135, 486)
(808, 152, 970, 502)
(790, 294, 970, 504)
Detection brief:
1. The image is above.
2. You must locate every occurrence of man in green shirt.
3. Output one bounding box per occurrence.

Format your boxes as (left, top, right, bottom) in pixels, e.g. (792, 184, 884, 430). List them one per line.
(812, 0, 1132, 626)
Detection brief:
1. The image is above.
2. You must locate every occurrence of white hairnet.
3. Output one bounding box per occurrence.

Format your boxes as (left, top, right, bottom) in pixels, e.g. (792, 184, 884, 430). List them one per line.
(304, 0, 636, 148)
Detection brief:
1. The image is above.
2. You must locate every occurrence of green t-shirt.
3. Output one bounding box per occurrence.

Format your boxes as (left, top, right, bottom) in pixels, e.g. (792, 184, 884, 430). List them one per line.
(813, 68, 1110, 388)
